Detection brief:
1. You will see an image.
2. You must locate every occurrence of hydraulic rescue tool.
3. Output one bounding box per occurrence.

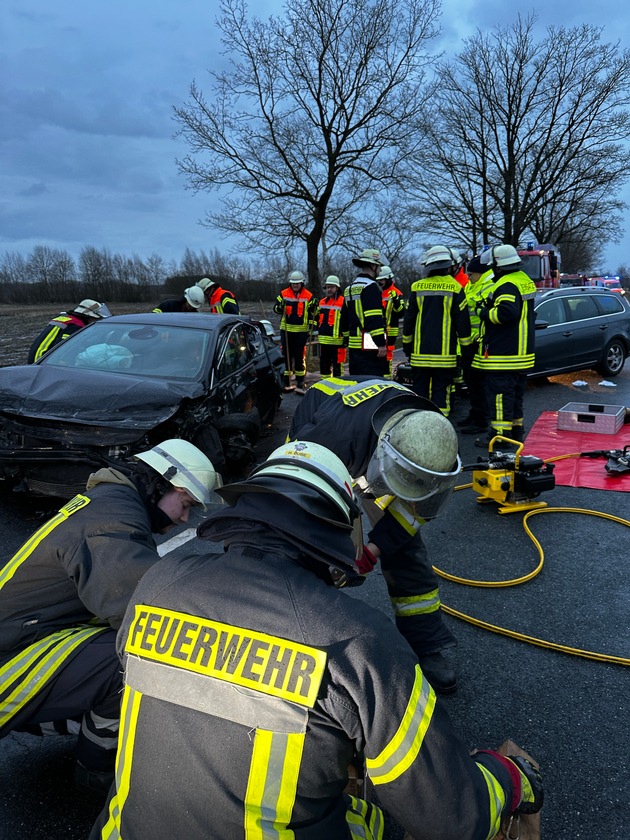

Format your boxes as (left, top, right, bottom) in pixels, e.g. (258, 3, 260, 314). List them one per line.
(464, 436, 556, 514)
(580, 445, 630, 476)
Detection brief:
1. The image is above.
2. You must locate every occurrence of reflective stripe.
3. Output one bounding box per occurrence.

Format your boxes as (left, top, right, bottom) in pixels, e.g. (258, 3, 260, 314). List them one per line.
(126, 655, 308, 732)
(34, 326, 62, 360)
(345, 795, 385, 839)
(386, 499, 425, 535)
(0, 494, 90, 590)
(244, 729, 305, 839)
(391, 589, 440, 617)
(100, 685, 143, 840)
(366, 665, 435, 785)
(0, 626, 107, 729)
(477, 763, 507, 840)
(311, 378, 353, 395)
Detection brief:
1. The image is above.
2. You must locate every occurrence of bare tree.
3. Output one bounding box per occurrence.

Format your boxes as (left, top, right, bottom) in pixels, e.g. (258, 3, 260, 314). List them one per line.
(407, 15, 630, 260)
(173, 0, 440, 286)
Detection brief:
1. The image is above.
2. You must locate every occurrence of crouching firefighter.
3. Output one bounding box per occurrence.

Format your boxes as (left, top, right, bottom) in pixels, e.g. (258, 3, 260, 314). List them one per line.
(289, 376, 461, 693)
(0, 439, 219, 792)
(90, 440, 543, 840)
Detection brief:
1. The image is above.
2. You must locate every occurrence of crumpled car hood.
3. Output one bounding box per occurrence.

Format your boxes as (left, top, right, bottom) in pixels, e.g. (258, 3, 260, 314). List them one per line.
(0, 364, 206, 429)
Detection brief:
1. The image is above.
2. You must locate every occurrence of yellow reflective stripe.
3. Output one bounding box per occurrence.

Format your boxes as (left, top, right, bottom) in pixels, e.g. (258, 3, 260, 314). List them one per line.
(311, 377, 353, 395)
(100, 685, 143, 840)
(34, 326, 62, 360)
(345, 795, 385, 839)
(386, 500, 424, 535)
(391, 589, 440, 616)
(366, 665, 435, 785)
(0, 626, 107, 728)
(477, 763, 507, 840)
(126, 606, 326, 707)
(244, 729, 305, 839)
(0, 495, 90, 590)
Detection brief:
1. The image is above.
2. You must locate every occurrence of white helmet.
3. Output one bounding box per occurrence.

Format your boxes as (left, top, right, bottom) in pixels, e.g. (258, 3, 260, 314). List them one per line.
(184, 286, 205, 309)
(378, 266, 394, 282)
(196, 277, 216, 293)
(352, 248, 383, 268)
(74, 299, 111, 319)
(421, 245, 455, 271)
(366, 401, 461, 518)
(324, 275, 341, 288)
(288, 270, 306, 285)
(491, 244, 522, 268)
(135, 439, 220, 508)
(219, 440, 358, 526)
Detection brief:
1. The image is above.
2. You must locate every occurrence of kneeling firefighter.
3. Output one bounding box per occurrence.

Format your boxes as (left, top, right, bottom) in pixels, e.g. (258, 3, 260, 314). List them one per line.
(289, 376, 462, 693)
(90, 440, 543, 840)
(0, 439, 219, 792)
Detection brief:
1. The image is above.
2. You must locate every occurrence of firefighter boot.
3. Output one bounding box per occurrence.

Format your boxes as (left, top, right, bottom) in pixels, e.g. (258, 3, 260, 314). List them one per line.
(294, 377, 307, 396)
(417, 651, 457, 694)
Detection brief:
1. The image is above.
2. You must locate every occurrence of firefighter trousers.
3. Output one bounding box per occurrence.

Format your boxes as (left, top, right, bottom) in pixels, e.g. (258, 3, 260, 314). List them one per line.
(11, 629, 122, 772)
(379, 530, 456, 656)
(485, 370, 527, 435)
(410, 367, 454, 416)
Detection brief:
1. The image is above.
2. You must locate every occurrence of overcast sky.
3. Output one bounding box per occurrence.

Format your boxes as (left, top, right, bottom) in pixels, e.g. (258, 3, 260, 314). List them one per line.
(2, 0, 630, 272)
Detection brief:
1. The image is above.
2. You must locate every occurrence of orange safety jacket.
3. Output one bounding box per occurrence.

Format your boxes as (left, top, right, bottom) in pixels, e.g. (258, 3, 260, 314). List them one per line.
(273, 287, 316, 333)
(317, 294, 347, 345)
(207, 286, 239, 315)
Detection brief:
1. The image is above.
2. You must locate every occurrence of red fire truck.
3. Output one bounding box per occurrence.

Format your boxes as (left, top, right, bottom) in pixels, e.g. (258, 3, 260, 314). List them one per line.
(517, 242, 561, 289)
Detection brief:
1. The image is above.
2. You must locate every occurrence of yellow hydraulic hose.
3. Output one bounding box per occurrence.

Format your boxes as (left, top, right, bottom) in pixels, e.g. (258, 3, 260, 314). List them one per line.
(433, 492, 630, 666)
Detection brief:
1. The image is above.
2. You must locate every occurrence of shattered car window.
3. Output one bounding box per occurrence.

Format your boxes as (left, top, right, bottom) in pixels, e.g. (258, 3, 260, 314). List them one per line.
(41, 322, 209, 381)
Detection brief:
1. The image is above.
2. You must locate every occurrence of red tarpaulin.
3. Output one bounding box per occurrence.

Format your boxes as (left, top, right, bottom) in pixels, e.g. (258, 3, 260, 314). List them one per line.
(522, 411, 630, 491)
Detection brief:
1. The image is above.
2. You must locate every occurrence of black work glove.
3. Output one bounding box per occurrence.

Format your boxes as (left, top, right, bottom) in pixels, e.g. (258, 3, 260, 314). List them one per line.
(509, 755, 544, 815)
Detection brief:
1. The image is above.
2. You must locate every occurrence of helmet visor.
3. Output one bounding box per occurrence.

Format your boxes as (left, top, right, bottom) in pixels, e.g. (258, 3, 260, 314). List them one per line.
(365, 434, 461, 515)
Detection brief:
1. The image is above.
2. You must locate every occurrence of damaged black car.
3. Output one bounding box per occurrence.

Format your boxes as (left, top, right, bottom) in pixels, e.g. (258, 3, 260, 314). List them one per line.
(0, 313, 285, 497)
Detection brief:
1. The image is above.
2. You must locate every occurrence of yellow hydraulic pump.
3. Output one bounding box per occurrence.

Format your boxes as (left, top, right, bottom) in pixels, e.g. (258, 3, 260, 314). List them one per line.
(470, 436, 556, 514)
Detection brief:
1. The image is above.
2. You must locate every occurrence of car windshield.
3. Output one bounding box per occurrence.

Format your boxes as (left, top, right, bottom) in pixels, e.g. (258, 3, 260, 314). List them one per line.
(41, 321, 210, 380)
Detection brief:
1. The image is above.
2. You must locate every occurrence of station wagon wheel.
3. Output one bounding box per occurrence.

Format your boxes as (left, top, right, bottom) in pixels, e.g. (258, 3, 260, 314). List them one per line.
(597, 339, 627, 377)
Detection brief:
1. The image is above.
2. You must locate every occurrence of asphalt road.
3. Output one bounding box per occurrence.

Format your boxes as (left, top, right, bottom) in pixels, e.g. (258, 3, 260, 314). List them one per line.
(1, 359, 629, 839)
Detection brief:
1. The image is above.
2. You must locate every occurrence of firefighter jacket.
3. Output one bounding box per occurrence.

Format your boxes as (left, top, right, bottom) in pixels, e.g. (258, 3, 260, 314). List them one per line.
(380, 281, 405, 344)
(0, 469, 161, 737)
(289, 377, 430, 550)
(27, 312, 88, 363)
(465, 272, 495, 342)
(403, 274, 472, 368)
(273, 286, 316, 333)
(317, 293, 347, 346)
(207, 285, 239, 315)
(152, 297, 196, 313)
(472, 269, 537, 372)
(90, 522, 519, 840)
(344, 274, 387, 350)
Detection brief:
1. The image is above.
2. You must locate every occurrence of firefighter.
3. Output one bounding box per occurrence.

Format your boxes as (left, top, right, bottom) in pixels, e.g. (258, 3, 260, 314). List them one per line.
(472, 244, 537, 446)
(273, 269, 317, 394)
(0, 439, 218, 793)
(377, 265, 405, 378)
(289, 377, 461, 693)
(196, 276, 240, 314)
(317, 275, 348, 378)
(27, 299, 111, 364)
(402, 245, 473, 416)
(345, 248, 388, 377)
(152, 286, 205, 313)
(90, 440, 543, 840)
(457, 254, 496, 434)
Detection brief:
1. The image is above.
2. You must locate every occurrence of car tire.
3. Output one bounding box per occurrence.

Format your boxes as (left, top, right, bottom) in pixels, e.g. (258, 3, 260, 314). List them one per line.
(214, 411, 261, 442)
(190, 426, 226, 475)
(597, 339, 627, 377)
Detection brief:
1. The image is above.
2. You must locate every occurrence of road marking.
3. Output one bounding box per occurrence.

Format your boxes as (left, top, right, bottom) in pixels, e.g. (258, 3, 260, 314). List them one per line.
(157, 528, 197, 557)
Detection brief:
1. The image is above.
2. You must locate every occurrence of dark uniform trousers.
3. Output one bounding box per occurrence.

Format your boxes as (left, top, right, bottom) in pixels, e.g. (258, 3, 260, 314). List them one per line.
(12, 630, 121, 771)
(319, 344, 343, 378)
(485, 370, 527, 438)
(348, 349, 388, 378)
(289, 377, 456, 658)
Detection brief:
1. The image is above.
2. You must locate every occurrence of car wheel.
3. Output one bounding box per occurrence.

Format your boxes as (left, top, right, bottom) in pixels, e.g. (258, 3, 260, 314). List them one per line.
(190, 427, 226, 475)
(214, 411, 261, 442)
(597, 339, 627, 377)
